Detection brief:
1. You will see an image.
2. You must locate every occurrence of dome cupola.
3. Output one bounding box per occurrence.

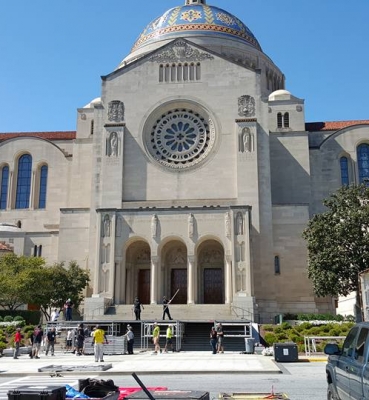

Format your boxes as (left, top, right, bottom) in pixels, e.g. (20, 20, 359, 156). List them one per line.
(120, 0, 262, 67)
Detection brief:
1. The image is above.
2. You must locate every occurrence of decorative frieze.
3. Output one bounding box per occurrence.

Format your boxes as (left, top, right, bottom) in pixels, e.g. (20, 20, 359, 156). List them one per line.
(149, 40, 214, 63)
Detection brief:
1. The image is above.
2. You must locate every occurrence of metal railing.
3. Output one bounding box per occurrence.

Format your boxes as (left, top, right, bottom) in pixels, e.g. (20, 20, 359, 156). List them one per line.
(304, 335, 346, 356)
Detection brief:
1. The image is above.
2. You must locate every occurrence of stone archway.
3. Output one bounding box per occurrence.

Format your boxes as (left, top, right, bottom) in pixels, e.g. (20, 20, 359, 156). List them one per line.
(125, 241, 151, 305)
(197, 240, 224, 304)
(161, 241, 188, 304)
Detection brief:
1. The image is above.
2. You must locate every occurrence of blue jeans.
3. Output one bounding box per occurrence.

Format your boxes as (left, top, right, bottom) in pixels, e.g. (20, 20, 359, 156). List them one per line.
(210, 339, 217, 354)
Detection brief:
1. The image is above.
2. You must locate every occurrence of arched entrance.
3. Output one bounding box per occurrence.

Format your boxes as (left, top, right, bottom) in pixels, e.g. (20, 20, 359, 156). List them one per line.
(197, 240, 225, 304)
(161, 241, 188, 304)
(125, 241, 151, 304)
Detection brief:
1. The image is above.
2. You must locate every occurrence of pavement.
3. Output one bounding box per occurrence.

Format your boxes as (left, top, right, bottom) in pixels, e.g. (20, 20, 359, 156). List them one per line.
(0, 350, 327, 377)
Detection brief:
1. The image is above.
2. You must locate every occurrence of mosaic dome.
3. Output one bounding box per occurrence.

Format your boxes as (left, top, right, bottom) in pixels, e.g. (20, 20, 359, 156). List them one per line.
(131, 2, 262, 54)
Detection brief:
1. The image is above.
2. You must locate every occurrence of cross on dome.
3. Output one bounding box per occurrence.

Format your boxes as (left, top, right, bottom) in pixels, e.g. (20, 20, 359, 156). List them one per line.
(185, 0, 206, 4)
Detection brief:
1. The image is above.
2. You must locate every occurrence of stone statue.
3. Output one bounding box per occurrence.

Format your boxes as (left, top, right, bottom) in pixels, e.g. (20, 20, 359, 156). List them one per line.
(242, 128, 253, 153)
(225, 211, 231, 238)
(103, 215, 110, 237)
(236, 212, 244, 235)
(151, 214, 158, 238)
(188, 213, 194, 238)
(110, 132, 118, 157)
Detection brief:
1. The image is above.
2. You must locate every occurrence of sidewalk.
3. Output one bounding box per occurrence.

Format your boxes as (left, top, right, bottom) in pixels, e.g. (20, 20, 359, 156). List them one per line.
(0, 351, 283, 377)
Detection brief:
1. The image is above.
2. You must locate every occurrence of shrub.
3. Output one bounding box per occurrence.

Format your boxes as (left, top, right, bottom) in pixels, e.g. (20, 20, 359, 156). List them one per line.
(13, 316, 25, 322)
(281, 322, 292, 330)
(264, 332, 277, 346)
(0, 316, 3, 322)
(3, 316, 13, 322)
(262, 324, 274, 332)
(283, 313, 297, 321)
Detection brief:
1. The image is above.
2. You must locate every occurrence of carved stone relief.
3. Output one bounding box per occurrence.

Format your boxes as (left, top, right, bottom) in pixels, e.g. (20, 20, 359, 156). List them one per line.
(236, 212, 244, 235)
(238, 95, 256, 117)
(103, 215, 111, 237)
(188, 213, 194, 239)
(199, 249, 223, 264)
(169, 248, 186, 265)
(106, 131, 120, 157)
(239, 127, 254, 153)
(108, 100, 124, 122)
(225, 212, 231, 238)
(151, 214, 158, 238)
(136, 249, 150, 262)
(115, 215, 123, 237)
(149, 40, 214, 63)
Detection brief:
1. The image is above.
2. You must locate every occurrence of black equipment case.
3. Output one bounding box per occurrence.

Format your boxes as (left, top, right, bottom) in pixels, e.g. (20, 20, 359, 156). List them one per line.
(7, 385, 66, 400)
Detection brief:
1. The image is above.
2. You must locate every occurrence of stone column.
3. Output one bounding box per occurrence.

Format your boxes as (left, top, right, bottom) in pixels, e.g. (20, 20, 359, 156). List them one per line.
(114, 256, 123, 304)
(244, 210, 252, 295)
(7, 171, 13, 210)
(30, 170, 35, 209)
(225, 254, 232, 304)
(108, 214, 116, 296)
(187, 255, 195, 304)
(93, 214, 102, 295)
(150, 256, 159, 304)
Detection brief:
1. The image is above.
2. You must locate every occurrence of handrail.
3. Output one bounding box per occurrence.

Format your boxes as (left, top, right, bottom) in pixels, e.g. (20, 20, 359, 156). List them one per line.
(304, 335, 346, 356)
(231, 305, 258, 322)
(84, 298, 114, 319)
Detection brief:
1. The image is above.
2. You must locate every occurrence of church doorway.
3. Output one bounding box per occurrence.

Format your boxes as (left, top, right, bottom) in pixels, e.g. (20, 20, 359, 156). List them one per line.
(125, 240, 151, 305)
(197, 239, 224, 304)
(171, 269, 187, 304)
(204, 268, 223, 304)
(138, 269, 150, 304)
(161, 241, 187, 304)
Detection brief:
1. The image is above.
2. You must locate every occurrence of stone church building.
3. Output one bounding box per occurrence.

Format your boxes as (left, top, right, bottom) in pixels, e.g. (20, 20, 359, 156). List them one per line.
(0, 0, 368, 322)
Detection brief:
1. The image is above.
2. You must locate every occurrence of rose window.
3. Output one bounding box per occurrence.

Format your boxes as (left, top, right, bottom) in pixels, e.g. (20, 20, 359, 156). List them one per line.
(146, 108, 215, 170)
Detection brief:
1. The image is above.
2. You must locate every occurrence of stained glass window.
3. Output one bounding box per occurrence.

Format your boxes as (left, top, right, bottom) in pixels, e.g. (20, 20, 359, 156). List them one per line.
(38, 165, 48, 209)
(0, 166, 9, 210)
(15, 154, 32, 209)
(340, 156, 349, 186)
(358, 144, 369, 184)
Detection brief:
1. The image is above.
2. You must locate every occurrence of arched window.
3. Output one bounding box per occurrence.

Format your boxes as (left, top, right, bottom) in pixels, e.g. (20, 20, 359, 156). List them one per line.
(340, 156, 349, 186)
(159, 64, 164, 82)
(358, 144, 369, 184)
(274, 255, 280, 274)
(171, 64, 176, 82)
(277, 113, 283, 128)
(183, 63, 189, 81)
(283, 112, 290, 128)
(164, 64, 170, 82)
(177, 64, 183, 81)
(0, 165, 9, 210)
(15, 154, 32, 209)
(274, 256, 281, 275)
(196, 63, 201, 80)
(38, 165, 48, 209)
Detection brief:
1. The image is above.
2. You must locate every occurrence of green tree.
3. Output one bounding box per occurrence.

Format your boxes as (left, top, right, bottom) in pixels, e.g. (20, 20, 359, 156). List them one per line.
(303, 184, 369, 300)
(0, 255, 90, 320)
(0, 254, 46, 310)
(22, 261, 90, 320)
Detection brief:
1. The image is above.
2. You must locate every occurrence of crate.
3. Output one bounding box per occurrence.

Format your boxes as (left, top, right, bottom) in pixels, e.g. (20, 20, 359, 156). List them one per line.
(8, 385, 66, 400)
(124, 390, 209, 400)
(219, 393, 289, 400)
(273, 343, 298, 362)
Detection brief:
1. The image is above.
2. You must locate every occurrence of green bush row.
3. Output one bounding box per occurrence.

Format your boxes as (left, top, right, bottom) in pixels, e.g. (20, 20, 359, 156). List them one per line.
(261, 321, 354, 352)
(0, 310, 41, 325)
(283, 313, 354, 322)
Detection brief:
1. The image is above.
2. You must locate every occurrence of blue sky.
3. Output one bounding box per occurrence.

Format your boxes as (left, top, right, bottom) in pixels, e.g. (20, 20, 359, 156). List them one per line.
(1, 0, 368, 132)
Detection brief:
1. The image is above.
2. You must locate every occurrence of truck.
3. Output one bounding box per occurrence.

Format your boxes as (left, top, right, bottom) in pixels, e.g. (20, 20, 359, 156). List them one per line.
(324, 321, 369, 399)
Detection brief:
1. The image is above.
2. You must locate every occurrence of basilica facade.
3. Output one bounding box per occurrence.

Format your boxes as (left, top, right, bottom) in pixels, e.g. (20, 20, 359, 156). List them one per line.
(0, 0, 368, 322)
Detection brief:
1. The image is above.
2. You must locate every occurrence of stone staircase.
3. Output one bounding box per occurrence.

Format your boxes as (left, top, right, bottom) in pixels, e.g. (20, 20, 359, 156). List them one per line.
(94, 304, 239, 322)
